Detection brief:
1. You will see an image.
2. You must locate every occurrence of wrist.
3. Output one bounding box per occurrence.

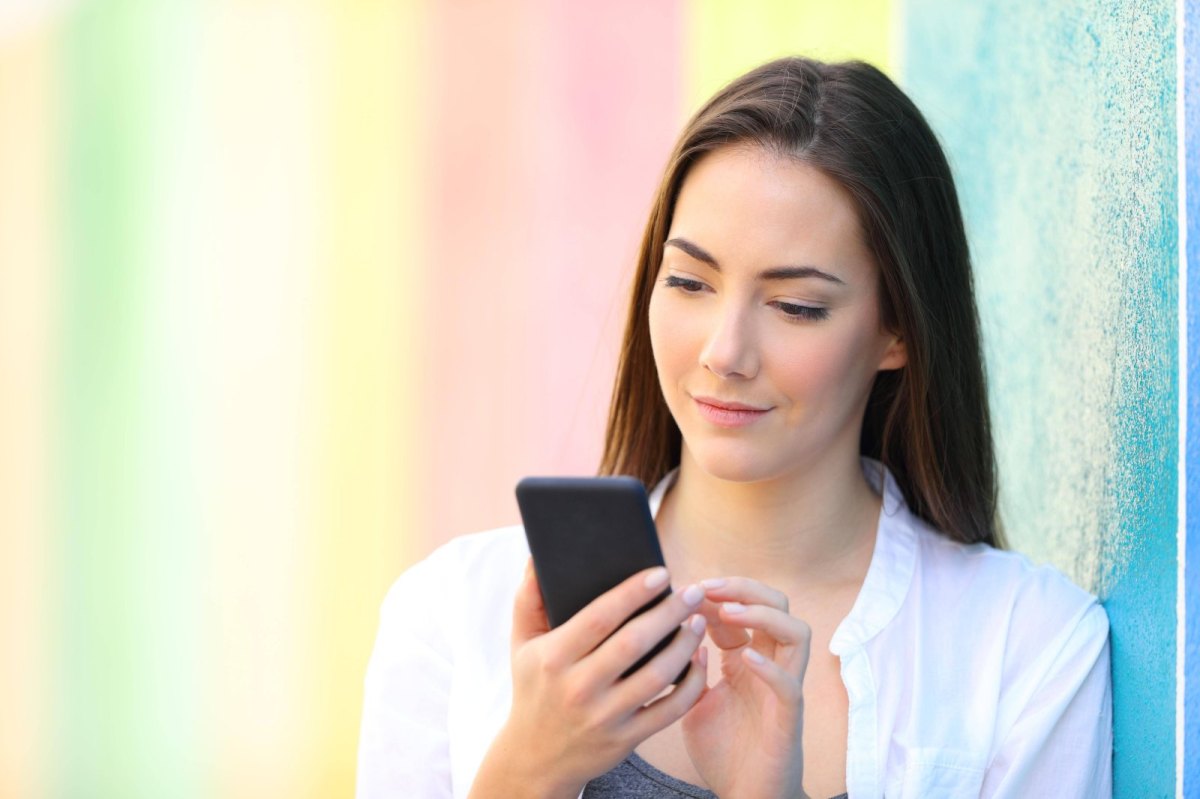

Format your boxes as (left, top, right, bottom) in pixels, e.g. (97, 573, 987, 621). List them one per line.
(468, 728, 582, 799)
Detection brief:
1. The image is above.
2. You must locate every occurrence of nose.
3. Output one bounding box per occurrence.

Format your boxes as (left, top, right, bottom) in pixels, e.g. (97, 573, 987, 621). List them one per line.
(699, 302, 758, 380)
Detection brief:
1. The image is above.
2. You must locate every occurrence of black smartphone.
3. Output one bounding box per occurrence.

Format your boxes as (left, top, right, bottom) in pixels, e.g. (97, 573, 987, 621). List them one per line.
(515, 475, 690, 684)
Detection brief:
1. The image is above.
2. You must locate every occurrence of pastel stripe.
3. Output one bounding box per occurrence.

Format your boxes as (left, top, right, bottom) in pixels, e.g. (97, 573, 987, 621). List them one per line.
(420, 0, 685, 552)
(0, 19, 56, 799)
(311, 1, 420, 791)
(59, 1, 198, 794)
(196, 3, 323, 796)
(685, 0, 895, 116)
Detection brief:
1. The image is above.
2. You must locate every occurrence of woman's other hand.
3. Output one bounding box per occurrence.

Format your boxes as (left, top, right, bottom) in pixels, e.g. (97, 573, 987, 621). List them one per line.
(469, 557, 710, 799)
(682, 576, 812, 799)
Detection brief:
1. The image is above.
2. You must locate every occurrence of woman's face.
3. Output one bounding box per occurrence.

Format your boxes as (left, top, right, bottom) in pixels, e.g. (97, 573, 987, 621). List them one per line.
(648, 144, 906, 483)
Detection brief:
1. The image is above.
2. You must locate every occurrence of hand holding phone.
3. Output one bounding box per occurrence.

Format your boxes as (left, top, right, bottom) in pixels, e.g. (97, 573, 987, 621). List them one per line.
(516, 475, 689, 681)
(472, 549, 709, 798)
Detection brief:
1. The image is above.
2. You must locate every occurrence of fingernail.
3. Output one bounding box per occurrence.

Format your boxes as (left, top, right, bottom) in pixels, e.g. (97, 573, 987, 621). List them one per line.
(682, 584, 704, 606)
(700, 578, 726, 589)
(644, 567, 670, 589)
(689, 614, 706, 635)
(723, 601, 746, 614)
(743, 648, 765, 664)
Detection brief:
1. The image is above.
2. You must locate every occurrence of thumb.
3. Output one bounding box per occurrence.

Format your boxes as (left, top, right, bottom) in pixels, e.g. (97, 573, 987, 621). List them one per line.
(511, 557, 550, 646)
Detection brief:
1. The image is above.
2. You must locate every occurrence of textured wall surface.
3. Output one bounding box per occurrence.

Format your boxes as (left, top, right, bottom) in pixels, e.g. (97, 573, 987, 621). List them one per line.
(902, 2, 1178, 795)
(1185, 0, 1198, 793)
(1, 0, 1189, 795)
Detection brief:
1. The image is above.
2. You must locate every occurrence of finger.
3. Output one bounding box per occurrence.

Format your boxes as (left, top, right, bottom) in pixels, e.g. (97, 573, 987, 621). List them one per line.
(553, 566, 676, 663)
(717, 603, 811, 647)
(720, 603, 812, 673)
(627, 641, 708, 740)
(700, 576, 789, 612)
(511, 557, 550, 646)
(697, 597, 750, 650)
(591, 583, 706, 684)
(605, 611, 706, 711)
(741, 646, 804, 716)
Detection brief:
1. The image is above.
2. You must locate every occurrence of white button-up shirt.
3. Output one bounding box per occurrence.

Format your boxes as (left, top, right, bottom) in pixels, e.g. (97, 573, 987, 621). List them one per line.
(356, 459, 1112, 798)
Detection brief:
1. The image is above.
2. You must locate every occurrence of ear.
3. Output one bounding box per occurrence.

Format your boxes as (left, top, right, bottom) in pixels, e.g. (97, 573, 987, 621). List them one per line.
(877, 333, 907, 371)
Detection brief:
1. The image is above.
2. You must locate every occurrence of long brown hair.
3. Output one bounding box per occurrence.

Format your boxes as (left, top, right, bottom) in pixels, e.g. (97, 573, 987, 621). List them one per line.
(598, 56, 1004, 548)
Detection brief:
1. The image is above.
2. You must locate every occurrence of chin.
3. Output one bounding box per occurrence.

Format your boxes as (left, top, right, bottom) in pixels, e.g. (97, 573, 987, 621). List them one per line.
(683, 439, 785, 484)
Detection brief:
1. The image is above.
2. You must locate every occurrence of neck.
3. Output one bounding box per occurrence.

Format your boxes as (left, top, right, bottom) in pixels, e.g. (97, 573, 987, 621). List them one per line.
(656, 446, 882, 595)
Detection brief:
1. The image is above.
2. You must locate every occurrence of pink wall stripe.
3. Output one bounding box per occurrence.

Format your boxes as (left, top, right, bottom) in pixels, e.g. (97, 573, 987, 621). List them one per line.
(421, 0, 685, 554)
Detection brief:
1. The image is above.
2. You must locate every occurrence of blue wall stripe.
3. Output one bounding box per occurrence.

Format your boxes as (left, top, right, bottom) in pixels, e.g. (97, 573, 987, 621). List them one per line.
(1184, 0, 1199, 792)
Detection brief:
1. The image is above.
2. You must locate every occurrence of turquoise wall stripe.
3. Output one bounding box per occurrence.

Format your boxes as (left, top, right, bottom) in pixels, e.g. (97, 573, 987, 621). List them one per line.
(1184, 0, 1198, 792)
(59, 2, 204, 796)
(901, 2, 1178, 795)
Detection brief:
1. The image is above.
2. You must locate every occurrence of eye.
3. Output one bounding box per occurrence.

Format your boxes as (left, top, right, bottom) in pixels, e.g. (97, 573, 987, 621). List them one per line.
(774, 302, 830, 322)
(663, 275, 830, 322)
(661, 275, 706, 293)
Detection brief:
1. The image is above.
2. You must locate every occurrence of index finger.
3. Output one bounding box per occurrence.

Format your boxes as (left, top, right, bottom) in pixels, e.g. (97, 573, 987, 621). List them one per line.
(700, 576, 789, 612)
(553, 566, 675, 664)
(696, 597, 750, 650)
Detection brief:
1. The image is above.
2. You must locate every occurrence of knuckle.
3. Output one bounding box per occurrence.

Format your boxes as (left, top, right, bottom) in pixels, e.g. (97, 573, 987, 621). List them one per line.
(614, 628, 647, 663)
(794, 619, 813, 641)
(535, 644, 565, 675)
(669, 671, 703, 708)
(781, 676, 803, 704)
(661, 598, 689, 626)
(581, 609, 615, 642)
(646, 658, 678, 688)
(655, 641, 691, 682)
(560, 675, 592, 710)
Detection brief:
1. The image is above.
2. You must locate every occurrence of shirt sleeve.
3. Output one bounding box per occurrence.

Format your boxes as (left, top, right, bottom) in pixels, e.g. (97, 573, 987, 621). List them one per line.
(356, 546, 458, 799)
(981, 600, 1113, 798)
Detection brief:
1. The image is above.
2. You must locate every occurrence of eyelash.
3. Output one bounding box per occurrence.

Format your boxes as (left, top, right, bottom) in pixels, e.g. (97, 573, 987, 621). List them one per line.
(660, 275, 830, 322)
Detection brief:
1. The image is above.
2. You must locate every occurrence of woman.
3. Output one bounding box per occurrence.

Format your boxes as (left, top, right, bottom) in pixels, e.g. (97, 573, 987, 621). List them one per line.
(356, 57, 1112, 799)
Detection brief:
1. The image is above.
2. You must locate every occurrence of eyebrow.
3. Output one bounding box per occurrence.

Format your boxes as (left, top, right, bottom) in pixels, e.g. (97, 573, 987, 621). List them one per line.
(663, 237, 847, 285)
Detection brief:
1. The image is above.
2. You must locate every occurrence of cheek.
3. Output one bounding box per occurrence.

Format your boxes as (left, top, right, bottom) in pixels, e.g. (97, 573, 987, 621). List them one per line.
(648, 290, 699, 378)
(772, 320, 883, 404)
(772, 335, 845, 398)
(647, 291, 669, 371)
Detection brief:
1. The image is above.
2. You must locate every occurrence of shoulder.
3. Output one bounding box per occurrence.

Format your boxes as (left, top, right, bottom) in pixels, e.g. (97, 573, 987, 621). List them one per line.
(867, 519, 1112, 798)
(908, 517, 1109, 683)
(375, 525, 529, 645)
(912, 519, 1101, 617)
(385, 524, 529, 604)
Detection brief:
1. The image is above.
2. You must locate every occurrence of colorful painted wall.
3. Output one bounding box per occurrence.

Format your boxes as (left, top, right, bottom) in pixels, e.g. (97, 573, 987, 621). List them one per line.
(1182, 1, 1198, 795)
(0, 1, 1191, 797)
(903, 2, 1183, 795)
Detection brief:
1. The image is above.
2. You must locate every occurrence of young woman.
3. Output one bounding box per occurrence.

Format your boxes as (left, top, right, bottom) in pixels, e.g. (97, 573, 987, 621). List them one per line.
(356, 57, 1112, 799)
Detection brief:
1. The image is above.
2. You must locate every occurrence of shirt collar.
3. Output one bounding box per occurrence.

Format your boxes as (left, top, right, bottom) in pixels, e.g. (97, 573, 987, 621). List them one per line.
(646, 467, 677, 518)
(645, 457, 917, 655)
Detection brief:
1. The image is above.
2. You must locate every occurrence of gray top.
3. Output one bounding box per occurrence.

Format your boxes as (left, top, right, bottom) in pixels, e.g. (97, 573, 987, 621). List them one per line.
(582, 751, 848, 799)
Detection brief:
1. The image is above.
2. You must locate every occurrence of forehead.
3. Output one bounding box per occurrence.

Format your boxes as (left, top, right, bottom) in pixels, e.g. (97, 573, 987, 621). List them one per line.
(667, 145, 875, 278)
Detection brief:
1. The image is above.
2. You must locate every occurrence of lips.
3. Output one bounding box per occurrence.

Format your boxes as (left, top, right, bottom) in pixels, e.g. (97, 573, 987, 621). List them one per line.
(691, 395, 771, 412)
(692, 395, 772, 429)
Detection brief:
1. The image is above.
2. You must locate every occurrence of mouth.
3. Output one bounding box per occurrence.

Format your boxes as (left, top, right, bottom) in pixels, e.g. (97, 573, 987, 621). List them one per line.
(691, 395, 773, 428)
(691, 395, 772, 412)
